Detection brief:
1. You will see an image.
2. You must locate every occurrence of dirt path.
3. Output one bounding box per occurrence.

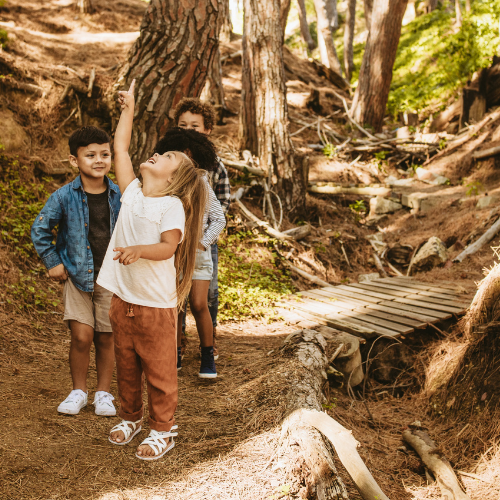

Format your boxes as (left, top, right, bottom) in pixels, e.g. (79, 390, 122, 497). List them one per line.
(0, 314, 296, 500)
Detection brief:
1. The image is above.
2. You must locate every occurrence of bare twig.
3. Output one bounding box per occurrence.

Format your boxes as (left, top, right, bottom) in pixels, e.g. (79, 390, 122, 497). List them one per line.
(342, 98, 378, 141)
(87, 67, 96, 97)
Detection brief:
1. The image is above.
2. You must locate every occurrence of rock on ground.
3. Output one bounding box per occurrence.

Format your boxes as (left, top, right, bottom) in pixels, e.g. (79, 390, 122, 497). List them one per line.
(410, 236, 448, 275)
(369, 196, 403, 216)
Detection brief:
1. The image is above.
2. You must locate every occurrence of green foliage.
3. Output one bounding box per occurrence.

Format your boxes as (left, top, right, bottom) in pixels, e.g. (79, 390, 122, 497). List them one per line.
(4, 270, 60, 311)
(389, 2, 500, 114)
(322, 142, 337, 158)
(466, 180, 483, 197)
(0, 157, 52, 260)
(349, 199, 366, 214)
(217, 230, 294, 322)
(0, 28, 7, 49)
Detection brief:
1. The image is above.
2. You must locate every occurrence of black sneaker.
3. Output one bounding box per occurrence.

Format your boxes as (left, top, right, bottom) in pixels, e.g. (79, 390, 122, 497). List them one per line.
(177, 347, 182, 371)
(198, 346, 217, 379)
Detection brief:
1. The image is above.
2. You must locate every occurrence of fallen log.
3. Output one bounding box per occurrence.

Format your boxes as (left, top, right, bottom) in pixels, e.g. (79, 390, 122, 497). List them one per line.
(453, 216, 500, 262)
(472, 145, 500, 160)
(309, 183, 391, 196)
(403, 427, 470, 500)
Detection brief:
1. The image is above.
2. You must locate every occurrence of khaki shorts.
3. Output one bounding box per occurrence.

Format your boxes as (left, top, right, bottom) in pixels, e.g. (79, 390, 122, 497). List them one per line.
(63, 278, 113, 332)
(192, 246, 213, 281)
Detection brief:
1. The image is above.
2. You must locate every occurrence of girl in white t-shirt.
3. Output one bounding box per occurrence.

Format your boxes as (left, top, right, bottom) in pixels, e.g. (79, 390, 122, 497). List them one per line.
(97, 81, 207, 461)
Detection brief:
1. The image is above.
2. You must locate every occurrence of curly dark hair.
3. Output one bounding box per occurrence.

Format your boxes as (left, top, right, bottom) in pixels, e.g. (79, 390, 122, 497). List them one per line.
(173, 97, 216, 132)
(154, 127, 219, 173)
(68, 126, 110, 156)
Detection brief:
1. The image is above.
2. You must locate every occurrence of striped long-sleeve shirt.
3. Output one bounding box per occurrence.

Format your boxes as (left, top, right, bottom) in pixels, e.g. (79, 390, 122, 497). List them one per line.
(201, 175, 226, 249)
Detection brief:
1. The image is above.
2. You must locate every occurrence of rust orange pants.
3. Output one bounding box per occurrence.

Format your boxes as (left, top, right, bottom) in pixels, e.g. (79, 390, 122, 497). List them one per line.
(109, 295, 177, 432)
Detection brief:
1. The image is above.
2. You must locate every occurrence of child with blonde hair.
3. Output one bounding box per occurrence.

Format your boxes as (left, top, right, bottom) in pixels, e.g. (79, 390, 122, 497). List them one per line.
(97, 81, 209, 460)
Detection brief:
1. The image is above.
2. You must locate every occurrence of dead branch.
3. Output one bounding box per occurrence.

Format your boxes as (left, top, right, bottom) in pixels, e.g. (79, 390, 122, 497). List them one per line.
(472, 145, 500, 160)
(281, 224, 311, 240)
(87, 67, 96, 97)
(2, 78, 44, 97)
(403, 427, 471, 500)
(342, 98, 378, 141)
(290, 113, 333, 137)
(453, 216, 500, 262)
(372, 251, 389, 278)
(285, 261, 331, 287)
(309, 183, 391, 196)
(221, 158, 266, 177)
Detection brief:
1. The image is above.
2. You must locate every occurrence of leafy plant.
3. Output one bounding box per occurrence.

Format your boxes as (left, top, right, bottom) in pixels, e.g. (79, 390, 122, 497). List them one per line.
(4, 270, 60, 311)
(466, 180, 483, 197)
(322, 143, 337, 159)
(348, 199, 367, 214)
(217, 230, 294, 322)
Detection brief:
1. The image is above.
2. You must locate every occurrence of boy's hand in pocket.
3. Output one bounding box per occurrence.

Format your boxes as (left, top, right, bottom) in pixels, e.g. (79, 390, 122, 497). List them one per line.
(48, 264, 68, 282)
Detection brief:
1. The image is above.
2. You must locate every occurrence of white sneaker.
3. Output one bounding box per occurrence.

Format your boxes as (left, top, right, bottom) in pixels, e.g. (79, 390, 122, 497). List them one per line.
(57, 389, 88, 415)
(93, 391, 116, 416)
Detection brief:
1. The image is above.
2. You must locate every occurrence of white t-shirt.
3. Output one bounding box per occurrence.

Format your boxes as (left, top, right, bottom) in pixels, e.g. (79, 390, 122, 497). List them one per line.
(97, 179, 185, 308)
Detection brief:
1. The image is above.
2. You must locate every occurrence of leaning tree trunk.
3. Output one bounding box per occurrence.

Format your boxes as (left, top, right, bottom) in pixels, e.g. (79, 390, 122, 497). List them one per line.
(280, 0, 292, 35)
(116, 0, 219, 166)
(344, 0, 356, 81)
(363, 0, 373, 31)
(76, 0, 93, 14)
(297, 0, 316, 51)
(314, 0, 343, 76)
(350, 0, 408, 131)
(239, 0, 306, 214)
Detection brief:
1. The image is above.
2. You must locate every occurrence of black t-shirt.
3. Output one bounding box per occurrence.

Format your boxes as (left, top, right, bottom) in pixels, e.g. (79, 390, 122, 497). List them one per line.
(86, 190, 111, 279)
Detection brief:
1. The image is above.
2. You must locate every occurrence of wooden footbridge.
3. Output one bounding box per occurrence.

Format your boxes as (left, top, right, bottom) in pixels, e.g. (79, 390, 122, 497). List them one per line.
(281, 277, 473, 339)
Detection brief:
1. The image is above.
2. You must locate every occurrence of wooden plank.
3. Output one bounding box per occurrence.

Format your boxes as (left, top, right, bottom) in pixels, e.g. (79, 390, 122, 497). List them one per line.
(404, 293, 470, 309)
(378, 300, 451, 320)
(321, 287, 381, 304)
(300, 290, 428, 328)
(392, 297, 464, 314)
(336, 285, 399, 301)
(312, 288, 371, 306)
(364, 303, 435, 325)
(407, 289, 471, 303)
(358, 281, 416, 294)
(284, 303, 377, 338)
(291, 297, 347, 316)
(330, 313, 402, 337)
(335, 310, 412, 333)
(376, 277, 470, 297)
(349, 283, 410, 298)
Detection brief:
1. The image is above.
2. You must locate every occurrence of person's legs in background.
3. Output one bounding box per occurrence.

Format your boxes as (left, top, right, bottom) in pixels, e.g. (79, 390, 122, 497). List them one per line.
(207, 243, 219, 360)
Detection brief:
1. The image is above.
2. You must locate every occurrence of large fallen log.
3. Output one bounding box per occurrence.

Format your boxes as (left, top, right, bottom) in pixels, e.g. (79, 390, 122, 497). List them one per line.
(403, 427, 470, 500)
(309, 183, 391, 196)
(453, 216, 500, 262)
(279, 329, 390, 500)
(472, 145, 500, 160)
(221, 158, 266, 177)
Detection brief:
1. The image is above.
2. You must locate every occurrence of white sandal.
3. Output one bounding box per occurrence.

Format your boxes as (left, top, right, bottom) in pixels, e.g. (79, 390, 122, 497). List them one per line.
(135, 426, 178, 461)
(108, 419, 142, 446)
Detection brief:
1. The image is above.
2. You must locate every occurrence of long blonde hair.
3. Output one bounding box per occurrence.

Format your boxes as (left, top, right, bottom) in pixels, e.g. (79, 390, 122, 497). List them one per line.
(155, 153, 207, 308)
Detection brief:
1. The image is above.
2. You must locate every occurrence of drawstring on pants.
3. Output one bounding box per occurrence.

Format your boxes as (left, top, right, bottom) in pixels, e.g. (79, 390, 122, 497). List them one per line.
(126, 304, 135, 317)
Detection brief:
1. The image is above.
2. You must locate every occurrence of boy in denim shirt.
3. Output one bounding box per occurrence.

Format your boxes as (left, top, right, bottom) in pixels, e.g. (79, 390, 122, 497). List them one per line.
(31, 127, 121, 416)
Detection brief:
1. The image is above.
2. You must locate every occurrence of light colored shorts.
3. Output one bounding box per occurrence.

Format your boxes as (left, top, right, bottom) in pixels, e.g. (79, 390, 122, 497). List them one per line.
(192, 246, 214, 281)
(63, 278, 113, 332)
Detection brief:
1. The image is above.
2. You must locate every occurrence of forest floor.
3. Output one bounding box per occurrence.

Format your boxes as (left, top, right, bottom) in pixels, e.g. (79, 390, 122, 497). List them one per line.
(2, 0, 500, 499)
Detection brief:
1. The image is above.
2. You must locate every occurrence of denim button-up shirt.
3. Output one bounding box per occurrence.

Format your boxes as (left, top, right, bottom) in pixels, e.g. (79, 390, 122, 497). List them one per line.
(31, 175, 121, 293)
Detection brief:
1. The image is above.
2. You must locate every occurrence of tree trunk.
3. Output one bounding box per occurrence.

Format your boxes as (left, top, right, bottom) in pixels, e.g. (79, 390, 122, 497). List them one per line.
(314, 0, 343, 76)
(455, 0, 463, 27)
(465, 0, 471, 12)
(344, 0, 356, 81)
(427, 0, 438, 11)
(297, 0, 316, 51)
(116, 0, 219, 166)
(76, 0, 93, 14)
(220, 0, 233, 43)
(200, 46, 229, 125)
(239, 0, 306, 214)
(350, 0, 408, 132)
(364, 0, 373, 31)
(280, 0, 292, 35)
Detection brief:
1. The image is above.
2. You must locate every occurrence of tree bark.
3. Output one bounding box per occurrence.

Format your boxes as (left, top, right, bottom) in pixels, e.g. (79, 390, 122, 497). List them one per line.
(344, 0, 356, 81)
(116, 0, 220, 166)
(363, 0, 373, 31)
(76, 0, 93, 14)
(350, 0, 408, 132)
(427, 0, 438, 11)
(314, 0, 343, 76)
(219, 0, 232, 43)
(239, 0, 306, 214)
(455, 0, 463, 27)
(465, 0, 471, 12)
(297, 0, 316, 51)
